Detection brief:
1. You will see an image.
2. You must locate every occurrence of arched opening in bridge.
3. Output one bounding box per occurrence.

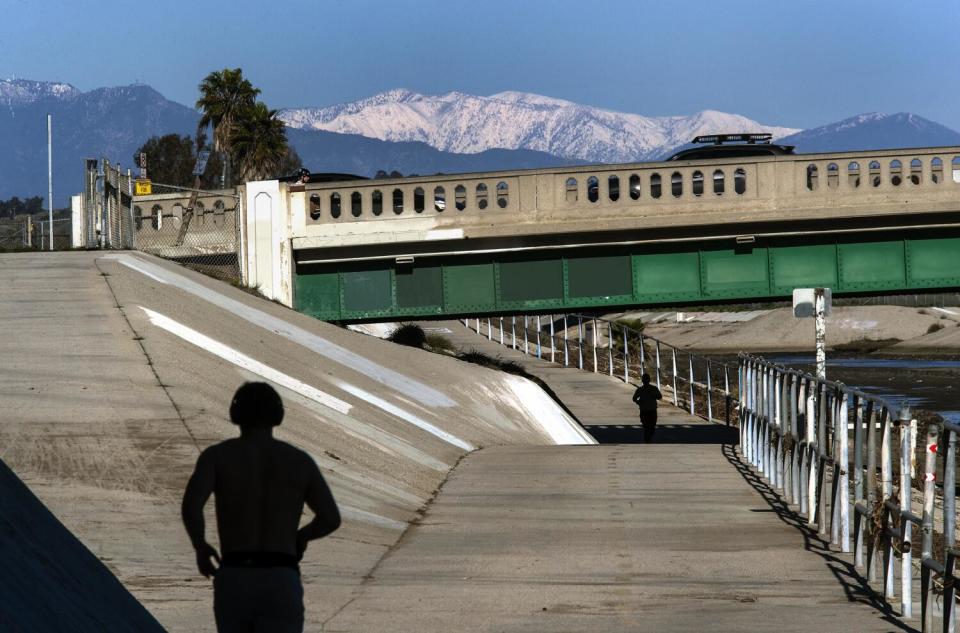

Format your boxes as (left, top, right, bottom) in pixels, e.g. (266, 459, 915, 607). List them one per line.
(806, 164, 818, 191)
(455, 185, 466, 210)
(910, 158, 922, 185)
(713, 169, 724, 195)
(392, 188, 404, 214)
(587, 176, 599, 203)
(309, 194, 321, 220)
(692, 171, 703, 196)
(734, 168, 746, 194)
(497, 181, 509, 208)
(212, 200, 225, 228)
(194, 201, 205, 226)
(414, 187, 425, 213)
(151, 204, 162, 230)
(826, 163, 839, 189)
(351, 191, 362, 217)
(890, 160, 902, 186)
(434, 186, 445, 212)
(671, 172, 683, 197)
(476, 183, 488, 209)
(330, 192, 341, 218)
(170, 204, 183, 229)
(650, 173, 662, 198)
(565, 177, 578, 204)
(372, 190, 383, 216)
(954, 157, 960, 183)
(608, 175, 620, 201)
(629, 174, 641, 200)
(847, 162, 860, 188)
(932, 157, 943, 184)
(869, 161, 881, 187)
(133, 206, 143, 230)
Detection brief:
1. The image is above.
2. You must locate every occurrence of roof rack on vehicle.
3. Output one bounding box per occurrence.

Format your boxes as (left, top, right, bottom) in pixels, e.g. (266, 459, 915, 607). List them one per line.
(691, 133, 773, 145)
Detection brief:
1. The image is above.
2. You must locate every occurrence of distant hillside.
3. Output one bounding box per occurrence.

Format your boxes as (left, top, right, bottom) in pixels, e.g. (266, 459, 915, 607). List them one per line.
(0, 81, 196, 205)
(286, 127, 583, 177)
(777, 112, 960, 153)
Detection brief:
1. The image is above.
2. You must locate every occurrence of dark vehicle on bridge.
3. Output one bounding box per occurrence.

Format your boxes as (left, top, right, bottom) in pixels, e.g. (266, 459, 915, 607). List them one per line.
(666, 133, 795, 161)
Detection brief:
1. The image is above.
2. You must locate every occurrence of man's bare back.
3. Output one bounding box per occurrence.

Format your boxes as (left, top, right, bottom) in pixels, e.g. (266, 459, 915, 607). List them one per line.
(181, 382, 340, 632)
(188, 437, 336, 556)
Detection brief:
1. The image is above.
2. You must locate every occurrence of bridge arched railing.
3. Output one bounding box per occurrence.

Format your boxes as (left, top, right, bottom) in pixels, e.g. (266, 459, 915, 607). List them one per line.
(460, 313, 738, 427)
(296, 146, 960, 230)
(740, 353, 959, 630)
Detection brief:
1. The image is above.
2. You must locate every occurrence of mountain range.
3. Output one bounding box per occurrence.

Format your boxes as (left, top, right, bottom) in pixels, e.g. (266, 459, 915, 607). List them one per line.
(2, 78, 960, 205)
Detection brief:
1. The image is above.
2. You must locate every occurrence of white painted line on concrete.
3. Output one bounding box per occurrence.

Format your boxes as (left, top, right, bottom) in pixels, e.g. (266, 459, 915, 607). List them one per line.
(933, 307, 959, 316)
(141, 307, 352, 415)
(332, 379, 475, 452)
(102, 254, 455, 408)
(111, 257, 169, 284)
(503, 376, 597, 445)
(338, 505, 407, 531)
(241, 373, 451, 473)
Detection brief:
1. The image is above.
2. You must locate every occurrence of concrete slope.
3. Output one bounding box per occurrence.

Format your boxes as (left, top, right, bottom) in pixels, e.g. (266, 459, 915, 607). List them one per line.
(0, 251, 590, 631)
(0, 458, 164, 632)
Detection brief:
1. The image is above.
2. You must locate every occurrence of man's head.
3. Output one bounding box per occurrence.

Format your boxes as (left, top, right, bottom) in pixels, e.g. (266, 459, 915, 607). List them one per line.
(230, 382, 284, 428)
(641, 373, 651, 385)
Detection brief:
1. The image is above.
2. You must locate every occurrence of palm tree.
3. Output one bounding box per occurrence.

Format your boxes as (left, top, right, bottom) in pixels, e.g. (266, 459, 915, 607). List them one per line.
(195, 68, 260, 187)
(231, 102, 292, 181)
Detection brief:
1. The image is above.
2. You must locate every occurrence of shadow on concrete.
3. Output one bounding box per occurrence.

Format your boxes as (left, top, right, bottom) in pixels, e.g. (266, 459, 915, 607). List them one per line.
(585, 422, 739, 445)
(0, 458, 164, 632)
(720, 443, 919, 633)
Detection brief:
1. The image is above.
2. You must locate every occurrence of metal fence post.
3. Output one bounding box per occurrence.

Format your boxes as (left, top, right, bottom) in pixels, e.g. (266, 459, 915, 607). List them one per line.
(499, 317, 504, 346)
(549, 316, 555, 363)
(524, 316, 529, 355)
(512, 317, 517, 350)
(622, 326, 629, 382)
(943, 426, 958, 633)
(639, 334, 646, 376)
(577, 316, 584, 370)
(563, 315, 569, 367)
(853, 395, 864, 567)
(654, 341, 662, 391)
(671, 348, 678, 406)
(899, 408, 915, 618)
(807, 379, 818, 526)
(838, 393, 850, 553)
(591, 318, 598, 373)
(920, 422, 938, 630)
(687, 353, 695, 416)
(706, 360, 714, 423)
(487, 318, 492, 341)
(607, 321, 614, 377)
(536, 315, 542, 359)
(881, 407, 895, 600)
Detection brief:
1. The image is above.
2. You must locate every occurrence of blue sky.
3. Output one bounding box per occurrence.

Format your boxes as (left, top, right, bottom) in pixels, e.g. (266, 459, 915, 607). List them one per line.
(2, 0, 959, 130)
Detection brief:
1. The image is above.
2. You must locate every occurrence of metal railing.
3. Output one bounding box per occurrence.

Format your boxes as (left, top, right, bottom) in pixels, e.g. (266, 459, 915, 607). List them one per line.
(461, 313, 737, 426)
(739, 353, 958, 631)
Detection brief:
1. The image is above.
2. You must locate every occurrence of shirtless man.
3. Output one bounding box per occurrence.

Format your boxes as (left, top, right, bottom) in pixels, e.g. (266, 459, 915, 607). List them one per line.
(182, 382, 341, 633)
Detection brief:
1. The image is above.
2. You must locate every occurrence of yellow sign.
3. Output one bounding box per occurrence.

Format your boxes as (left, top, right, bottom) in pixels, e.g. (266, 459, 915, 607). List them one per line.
(135, 179, 152, 195)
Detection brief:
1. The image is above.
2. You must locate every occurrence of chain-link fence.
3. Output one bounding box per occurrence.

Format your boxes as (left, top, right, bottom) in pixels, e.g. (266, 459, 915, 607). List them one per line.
(131, 182, 241, 282)
(81, 159, 243, 283)
(0, 216, 72, 251)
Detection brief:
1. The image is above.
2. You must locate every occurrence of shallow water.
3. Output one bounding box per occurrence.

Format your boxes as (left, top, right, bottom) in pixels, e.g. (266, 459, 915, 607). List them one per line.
(758, 354, 960, 424)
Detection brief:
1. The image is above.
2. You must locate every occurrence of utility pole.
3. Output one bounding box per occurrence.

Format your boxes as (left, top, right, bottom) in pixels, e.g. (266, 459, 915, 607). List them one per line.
(47, 114, 53, 251)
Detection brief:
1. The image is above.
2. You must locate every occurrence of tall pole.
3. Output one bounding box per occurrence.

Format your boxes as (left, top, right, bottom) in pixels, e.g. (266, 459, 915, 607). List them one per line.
(47, 114, 53, 251)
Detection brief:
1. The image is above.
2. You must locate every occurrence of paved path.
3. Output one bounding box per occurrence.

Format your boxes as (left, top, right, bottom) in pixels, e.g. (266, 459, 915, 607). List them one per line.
(325, 320, 911, 631)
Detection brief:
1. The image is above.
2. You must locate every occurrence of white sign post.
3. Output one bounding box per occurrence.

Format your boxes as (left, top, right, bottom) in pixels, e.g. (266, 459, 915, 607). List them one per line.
(793, 288, 832, 380)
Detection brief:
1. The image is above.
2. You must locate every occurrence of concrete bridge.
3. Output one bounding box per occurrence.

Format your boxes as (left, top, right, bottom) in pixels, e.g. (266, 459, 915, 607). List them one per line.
(281, 146, 960, 321)
(102, 146, 960, 322)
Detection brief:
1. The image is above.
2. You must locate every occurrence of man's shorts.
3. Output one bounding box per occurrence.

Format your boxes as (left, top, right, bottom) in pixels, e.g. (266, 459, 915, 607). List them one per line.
(214, 566, 304, 633)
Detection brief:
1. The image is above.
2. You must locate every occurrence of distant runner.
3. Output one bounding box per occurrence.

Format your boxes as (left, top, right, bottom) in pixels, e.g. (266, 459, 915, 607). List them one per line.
(632, 373, 663, 443)
(182, 382, 341, 633)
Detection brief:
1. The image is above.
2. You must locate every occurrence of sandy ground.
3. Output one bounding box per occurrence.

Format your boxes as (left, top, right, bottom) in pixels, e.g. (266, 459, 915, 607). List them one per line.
(622, 305, 960, 355)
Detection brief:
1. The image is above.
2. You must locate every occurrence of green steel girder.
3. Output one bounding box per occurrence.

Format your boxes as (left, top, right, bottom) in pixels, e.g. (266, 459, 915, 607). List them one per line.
(293, 231, 960, 322)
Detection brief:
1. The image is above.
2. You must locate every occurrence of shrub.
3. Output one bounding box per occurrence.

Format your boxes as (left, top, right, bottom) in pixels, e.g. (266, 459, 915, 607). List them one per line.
(388, 323, 427, 348)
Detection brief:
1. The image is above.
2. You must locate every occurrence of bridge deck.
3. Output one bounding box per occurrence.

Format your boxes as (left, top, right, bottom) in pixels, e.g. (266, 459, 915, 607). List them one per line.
(325, 322, 908, 631)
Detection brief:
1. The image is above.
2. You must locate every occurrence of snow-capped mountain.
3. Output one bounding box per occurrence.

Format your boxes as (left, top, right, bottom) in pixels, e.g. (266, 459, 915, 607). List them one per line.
(778, 112, 960, 153)
(279, 90, 801, 163)
(0, 78, 80, 106)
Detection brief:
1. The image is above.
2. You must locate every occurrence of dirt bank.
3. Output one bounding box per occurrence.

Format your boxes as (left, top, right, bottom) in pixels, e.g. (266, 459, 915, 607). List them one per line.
(625, 305, 960, 356)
